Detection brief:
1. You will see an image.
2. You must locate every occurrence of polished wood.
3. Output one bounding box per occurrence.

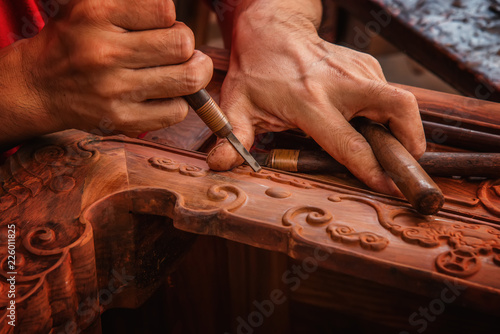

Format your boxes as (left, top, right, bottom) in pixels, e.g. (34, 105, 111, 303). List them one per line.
(1, 129, 500, 333)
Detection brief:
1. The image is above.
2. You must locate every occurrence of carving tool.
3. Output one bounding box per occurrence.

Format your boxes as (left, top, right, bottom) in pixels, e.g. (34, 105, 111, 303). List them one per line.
(256, 149, 500, 178)
(183, 89, 261, 172)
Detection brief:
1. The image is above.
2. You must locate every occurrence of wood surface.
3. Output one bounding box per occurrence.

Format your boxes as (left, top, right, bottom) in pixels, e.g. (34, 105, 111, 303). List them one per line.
(333, 0, 500, 101)
(1, 128, 500, 333)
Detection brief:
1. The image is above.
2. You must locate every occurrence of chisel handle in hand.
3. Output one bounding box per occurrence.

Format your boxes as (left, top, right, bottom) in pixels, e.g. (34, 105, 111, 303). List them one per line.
(183, 89, 262, 172)
(184, 89, 232, 138)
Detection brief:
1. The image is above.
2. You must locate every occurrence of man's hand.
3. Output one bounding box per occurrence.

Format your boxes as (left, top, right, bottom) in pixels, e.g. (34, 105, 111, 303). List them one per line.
(207, 0, 426, 195)
(0, 0, 213, 147)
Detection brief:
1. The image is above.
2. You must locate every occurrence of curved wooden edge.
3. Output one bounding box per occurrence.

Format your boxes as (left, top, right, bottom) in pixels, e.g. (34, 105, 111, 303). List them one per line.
(1, 122, 500, 332)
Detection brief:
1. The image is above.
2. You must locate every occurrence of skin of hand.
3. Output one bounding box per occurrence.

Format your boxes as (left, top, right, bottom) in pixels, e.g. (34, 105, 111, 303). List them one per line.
(207, 0, 426, 195)
(0, 0, 213, 149)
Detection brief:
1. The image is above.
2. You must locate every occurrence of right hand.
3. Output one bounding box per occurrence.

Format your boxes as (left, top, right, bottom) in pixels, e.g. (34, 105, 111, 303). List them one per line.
(20, 0, 213, 136)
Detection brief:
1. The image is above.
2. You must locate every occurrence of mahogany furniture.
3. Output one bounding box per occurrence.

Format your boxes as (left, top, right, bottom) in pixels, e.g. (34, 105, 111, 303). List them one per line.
(1, 47, 500, 333)
(332, 0, 500, 102)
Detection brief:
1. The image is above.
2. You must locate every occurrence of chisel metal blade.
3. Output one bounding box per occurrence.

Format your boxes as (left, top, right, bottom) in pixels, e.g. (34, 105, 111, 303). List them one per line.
(226, 132, 262, 172)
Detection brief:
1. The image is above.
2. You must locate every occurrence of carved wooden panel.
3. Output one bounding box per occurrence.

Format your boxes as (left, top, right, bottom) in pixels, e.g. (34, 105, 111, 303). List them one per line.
(2, 48, 500, 333)
(2, 130, 498, 334)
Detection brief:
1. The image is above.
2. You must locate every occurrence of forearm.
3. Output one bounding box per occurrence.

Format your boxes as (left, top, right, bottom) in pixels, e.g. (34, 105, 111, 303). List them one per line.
(214, 0, 323, 47)
(0, 39, 61, 151)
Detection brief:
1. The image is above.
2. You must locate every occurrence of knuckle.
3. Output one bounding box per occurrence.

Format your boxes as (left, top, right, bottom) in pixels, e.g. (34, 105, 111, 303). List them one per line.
(107, 109, 132, 130)
(182, 57, 212, 92)
(173, 25, 195, 61)
(70, 41, 118, 70)
(163, 100, 189, 126)
(334, 129, 370, 165)
(361, 53, 381, 68)
(393, 88, 418, 108)
(159, 0, 176, 26)
(344, 134, 370, 157)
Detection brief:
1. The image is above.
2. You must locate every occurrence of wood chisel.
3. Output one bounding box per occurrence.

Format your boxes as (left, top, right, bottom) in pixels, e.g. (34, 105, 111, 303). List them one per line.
(184, 89, 262, 172)
(257, 149, 500, 178)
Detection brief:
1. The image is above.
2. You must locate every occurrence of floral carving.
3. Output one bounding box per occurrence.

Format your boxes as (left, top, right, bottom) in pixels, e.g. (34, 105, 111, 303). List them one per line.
(327, 225, 389, 251)
(148, 157, 207, 177)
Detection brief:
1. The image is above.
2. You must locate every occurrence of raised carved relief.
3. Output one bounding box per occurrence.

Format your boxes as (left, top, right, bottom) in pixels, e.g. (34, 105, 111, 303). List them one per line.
(206, 184, 247, 212)
(327, 225, 389, 251)
(282, 206, 333, 228)
(233, 166, 314, 189)
(478, 179, 500, 216)
(0, 138, 98, 212)
(3, 129, 500, 333)
(0, 219, 98, 333)
(148, 157, 208, 177)
(327, 195, 500, 277)
(265, 187, 291, 199)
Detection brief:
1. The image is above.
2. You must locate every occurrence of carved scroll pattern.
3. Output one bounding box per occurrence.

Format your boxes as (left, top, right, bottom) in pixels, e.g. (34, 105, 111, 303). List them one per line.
(0, 139, 98, 212)
(282, 206, 333, 227)
(233, 166, 315, 189)
(478, 179, 500, 216)
(327, 195, 500, 278)
(0, 219, 98, 332)
(327, 225, 389, 251)
(206, 184, 247, 212)
(234, 166, 500, 221)
(281, 206, 389, 251)
(148, 157, 208, 177)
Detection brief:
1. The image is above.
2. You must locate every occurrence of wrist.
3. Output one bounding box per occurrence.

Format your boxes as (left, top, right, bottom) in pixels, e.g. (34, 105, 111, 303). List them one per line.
(224, 0, 322, 49)
(233, 0, 322, 30)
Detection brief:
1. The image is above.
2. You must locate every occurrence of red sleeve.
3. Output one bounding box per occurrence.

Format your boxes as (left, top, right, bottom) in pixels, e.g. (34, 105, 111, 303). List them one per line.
(0, 0, 45, 48)
(0, 1, 45, 162)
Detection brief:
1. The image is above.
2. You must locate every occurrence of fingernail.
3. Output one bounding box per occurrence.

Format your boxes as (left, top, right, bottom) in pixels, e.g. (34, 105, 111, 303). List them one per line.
(208, 141, 225, 158)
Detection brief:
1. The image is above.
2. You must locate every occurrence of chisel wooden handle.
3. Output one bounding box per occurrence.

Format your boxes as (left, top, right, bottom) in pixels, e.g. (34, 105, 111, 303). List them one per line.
(265, 150, 500, 177)
(353, 117, 444, 215)
(184, 89, 232, 138)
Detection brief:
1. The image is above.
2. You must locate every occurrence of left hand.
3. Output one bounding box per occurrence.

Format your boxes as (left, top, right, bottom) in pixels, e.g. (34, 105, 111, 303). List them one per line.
(207, 5, 425, 195)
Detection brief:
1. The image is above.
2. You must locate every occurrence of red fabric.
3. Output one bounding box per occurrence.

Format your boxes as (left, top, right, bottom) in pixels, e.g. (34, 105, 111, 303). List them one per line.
(0, 0, 45, 48)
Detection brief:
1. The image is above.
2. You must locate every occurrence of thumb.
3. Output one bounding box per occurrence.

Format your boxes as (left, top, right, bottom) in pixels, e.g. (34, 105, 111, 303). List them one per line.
(207, 98, 255, 171)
